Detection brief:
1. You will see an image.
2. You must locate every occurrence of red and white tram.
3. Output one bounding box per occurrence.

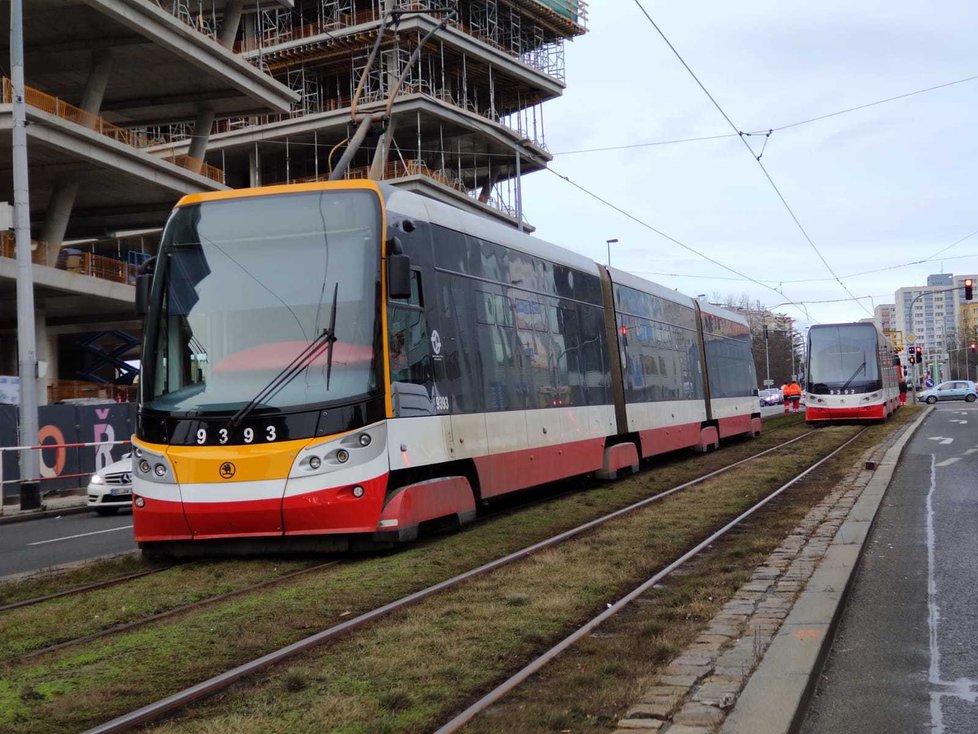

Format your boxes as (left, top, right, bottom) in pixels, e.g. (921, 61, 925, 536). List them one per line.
(804, 322, 901, 423)
(132, 181, 761, 555)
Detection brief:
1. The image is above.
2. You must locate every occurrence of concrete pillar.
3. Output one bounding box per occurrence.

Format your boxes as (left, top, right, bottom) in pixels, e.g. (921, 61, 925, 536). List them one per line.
(249, 146, 260, 187)
(35, 309, 50, 406)
(39, 178, 80, 262)
(40, 50, 112, 254)
(188, 106, 216, 172)
(219, 0, 245, 48)
(80, 50, 113, 115)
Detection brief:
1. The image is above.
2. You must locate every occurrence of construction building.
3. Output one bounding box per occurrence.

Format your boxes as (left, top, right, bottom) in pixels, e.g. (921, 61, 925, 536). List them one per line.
(0, 0, 588, 405)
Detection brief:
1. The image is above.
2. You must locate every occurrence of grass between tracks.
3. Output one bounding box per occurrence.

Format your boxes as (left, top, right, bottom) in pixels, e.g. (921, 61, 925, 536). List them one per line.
(0, 559, 315, 661)
(0, 411, 917, 733)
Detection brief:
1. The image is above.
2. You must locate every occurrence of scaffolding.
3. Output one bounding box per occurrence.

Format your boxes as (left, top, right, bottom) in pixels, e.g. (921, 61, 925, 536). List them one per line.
(147, 0, 585, 224)
(288, 68, 323, 115)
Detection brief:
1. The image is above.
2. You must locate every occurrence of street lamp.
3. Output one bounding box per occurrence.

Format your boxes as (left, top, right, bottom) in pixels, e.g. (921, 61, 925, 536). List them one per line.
(606, 238, 618, 267)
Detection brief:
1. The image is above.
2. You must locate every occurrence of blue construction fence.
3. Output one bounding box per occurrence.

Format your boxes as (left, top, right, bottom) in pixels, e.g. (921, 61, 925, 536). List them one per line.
(0, 402, 135, 502)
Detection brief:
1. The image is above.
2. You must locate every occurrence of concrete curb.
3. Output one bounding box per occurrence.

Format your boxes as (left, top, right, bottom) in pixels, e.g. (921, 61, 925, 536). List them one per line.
(0, 496, 91, 525)
(720, 408, 932, 734)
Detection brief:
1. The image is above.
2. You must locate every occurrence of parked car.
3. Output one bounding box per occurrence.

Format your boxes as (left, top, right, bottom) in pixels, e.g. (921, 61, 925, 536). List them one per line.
(87, 455, 132, 515)
(758, 388, 783, 406)
(918, 380, 978, 404)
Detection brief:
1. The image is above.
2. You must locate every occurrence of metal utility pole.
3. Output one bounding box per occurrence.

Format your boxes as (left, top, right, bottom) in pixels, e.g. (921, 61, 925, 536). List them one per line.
(606, 238, 618, 267)
(789, 324, 796, 381)
(763, 325, 771, 386)
(11, 0, 40, 510)
(514, 142, 523, 232)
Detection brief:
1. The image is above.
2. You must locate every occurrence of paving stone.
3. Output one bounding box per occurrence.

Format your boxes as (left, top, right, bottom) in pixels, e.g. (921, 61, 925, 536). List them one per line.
(695, 633, 734, 646)
(641, 685, 687, 700)
(692, 681, 741, 708)
(658, 674, 701, 688)
(616, 718, 665, 730)
(661, 663, 712, 679)
(663, 726, 713, 734)
(673, 702, 725, 727)
(672, 650, 716, 667)
(627, 700, 677, 719)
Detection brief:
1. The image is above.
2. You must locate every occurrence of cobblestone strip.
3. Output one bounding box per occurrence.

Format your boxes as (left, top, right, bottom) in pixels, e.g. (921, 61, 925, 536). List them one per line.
(611, 431, 905, 734)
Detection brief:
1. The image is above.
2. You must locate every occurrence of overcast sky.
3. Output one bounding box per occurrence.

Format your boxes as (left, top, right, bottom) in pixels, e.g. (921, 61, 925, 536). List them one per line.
(521, 0, 978, 332)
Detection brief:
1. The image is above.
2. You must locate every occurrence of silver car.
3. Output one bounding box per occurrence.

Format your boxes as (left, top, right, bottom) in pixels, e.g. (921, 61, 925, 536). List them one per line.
(87, 455, 133, 515)
(918, 380, 978, 404)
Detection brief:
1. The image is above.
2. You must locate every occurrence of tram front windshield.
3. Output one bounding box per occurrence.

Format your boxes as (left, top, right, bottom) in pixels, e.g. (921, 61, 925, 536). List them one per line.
(142, 189, 382, 415)
(807, 324, 881, 394)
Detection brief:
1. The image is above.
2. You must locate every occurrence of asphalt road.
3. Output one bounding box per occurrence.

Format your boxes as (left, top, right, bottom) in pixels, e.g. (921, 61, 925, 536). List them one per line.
(801, 402, 978, 734)
(0, 509, 136, 579)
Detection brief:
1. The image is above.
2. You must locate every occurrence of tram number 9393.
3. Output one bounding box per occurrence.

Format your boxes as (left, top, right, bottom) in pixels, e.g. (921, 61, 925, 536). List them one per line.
(195, 425, 279, 445)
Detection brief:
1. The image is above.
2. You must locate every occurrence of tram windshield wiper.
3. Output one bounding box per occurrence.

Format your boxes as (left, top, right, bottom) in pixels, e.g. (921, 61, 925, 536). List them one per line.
(226, 283, 338, 430)
(840, 359, 867, 392)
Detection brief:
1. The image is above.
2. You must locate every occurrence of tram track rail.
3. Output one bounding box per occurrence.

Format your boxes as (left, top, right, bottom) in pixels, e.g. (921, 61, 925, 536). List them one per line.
(81, 429, 824, 734)
(0, 566, 172, 614)
(433, 427, 869, 733)
(2, 561, 340, 665)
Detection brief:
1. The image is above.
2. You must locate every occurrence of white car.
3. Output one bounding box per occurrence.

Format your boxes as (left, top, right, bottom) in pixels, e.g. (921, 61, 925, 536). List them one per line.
(87, 455, 133, 515)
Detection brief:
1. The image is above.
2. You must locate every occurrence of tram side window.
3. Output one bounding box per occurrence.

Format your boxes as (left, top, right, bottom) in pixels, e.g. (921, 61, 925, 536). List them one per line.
(388, 272, 430, 388)
(556, 304, 585, 405)
(475, 289, 520, 411)
(704, 334, 755, 398)
(579, 305, 610, 405)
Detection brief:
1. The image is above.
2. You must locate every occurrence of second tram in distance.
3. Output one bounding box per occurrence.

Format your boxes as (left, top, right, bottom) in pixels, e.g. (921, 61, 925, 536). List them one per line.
(804, 322, 900, 423)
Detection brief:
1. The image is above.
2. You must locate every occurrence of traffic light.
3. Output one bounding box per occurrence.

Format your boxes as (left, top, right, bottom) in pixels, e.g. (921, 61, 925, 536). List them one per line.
(908, 352, 916, 365)
(966, 278, 974, 300)
(972, 343, 977, 354)
(763, 325, 769, 339)
(915, 345, 923, 363)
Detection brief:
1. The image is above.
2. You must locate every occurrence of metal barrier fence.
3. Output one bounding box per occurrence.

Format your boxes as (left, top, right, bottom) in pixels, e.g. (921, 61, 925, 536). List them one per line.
(0, 439, 131, 514)
(1, 401, 135, 509)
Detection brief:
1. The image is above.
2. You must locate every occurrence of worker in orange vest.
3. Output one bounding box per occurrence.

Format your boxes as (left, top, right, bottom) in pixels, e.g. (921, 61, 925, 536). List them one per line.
(783, 380, 802, 413)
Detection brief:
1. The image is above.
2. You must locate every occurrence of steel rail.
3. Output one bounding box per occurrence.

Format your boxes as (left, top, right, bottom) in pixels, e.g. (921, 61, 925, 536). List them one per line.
(433, 427, 869, 733)
(5, 561, 339, 665)
(83, 430, 819, 734)
(0, 566, 172, 614)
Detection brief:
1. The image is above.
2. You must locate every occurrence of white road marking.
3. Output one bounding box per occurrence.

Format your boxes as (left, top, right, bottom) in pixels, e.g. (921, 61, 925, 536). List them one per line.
(926, 453, 978, 732)
(27, 525, 134, 546)
(965, 449, 978, 456)
(935, 458, 962, 467)
(927, 437, 955, 445)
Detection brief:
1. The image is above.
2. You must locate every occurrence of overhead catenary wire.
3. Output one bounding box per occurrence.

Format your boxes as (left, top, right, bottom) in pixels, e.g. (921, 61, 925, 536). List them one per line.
(630, 0, 872, 317)
(546, 165, 814, 323)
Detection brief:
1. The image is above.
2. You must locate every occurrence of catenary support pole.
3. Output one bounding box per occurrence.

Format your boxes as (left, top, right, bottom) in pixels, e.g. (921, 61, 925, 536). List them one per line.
(11, 0, 41, 510)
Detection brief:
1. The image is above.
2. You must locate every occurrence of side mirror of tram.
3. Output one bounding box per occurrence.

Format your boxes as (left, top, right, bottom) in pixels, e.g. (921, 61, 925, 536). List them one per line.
(387, 253, 412, 300)
(134, 257, 156, 316)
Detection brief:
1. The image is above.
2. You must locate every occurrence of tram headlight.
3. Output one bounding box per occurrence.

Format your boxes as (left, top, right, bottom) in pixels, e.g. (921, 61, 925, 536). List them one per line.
(335, 448, 350, 464)
(352, 485, 365, 498)
(134, 496, 145, 508)
(139, 460, 151, 474)
(154, 463, 167, 477)
(308, 456, 322, 470)
(358, 433, 371, 447)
